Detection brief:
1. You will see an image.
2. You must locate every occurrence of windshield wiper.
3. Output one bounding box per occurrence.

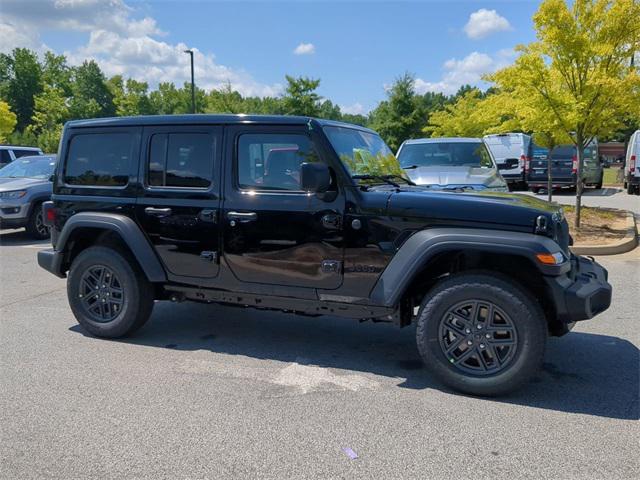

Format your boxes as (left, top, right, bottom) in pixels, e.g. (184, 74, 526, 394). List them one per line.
(352, 174, 416, 187)
(352, 174, 400, 187)
(384, 174, 416, 186)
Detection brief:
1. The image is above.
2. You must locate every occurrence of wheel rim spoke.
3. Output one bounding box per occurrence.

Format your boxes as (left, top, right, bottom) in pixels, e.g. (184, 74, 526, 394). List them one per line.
(438, 299, 518, 376)
(78, 265, 124, 323)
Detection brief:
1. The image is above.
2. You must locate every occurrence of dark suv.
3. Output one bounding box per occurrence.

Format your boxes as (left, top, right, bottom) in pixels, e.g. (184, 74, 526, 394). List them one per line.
(38, 115, 612, 396)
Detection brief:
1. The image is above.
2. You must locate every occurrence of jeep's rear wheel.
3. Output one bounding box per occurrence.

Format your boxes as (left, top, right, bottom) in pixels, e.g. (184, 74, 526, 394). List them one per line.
(416, 273, 546, 396)
(68, 246, 154, 338)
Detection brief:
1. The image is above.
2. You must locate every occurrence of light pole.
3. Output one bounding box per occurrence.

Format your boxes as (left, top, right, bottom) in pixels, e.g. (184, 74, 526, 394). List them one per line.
(184, 49, 195, 113)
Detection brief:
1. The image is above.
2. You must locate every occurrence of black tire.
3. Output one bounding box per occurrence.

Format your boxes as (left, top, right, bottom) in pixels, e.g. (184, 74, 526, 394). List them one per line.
(416, 272, 546, 396)
(627, 182, 635, 194)
(595, 175, 603, 190)
(25, 203, 50, 239)
(529, 187, 541, 194)
(67, 246, 154, 338)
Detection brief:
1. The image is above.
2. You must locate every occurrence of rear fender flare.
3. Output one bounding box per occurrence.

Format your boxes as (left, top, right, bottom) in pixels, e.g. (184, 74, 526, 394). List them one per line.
(56, 212, 166, 282)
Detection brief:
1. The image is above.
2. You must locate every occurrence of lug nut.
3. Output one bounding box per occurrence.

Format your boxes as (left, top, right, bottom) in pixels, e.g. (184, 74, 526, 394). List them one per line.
(477, 324, 483, 329)
(465, 329, 471, 334)
(467, 340, 473, 346)
(485, 334, 491, 339)
(480, 343, 486, 349)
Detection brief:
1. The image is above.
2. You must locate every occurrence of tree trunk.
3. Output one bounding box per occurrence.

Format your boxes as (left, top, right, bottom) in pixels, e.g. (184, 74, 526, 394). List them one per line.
(574, 136, 585, 229)
(547, 152, 553, 202)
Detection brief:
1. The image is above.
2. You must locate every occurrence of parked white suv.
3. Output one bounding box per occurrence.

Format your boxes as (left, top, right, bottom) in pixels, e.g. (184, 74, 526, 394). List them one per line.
(0, 145, 44, 169)
(624, 130, 640, 195)
(483, 133, 531, 190)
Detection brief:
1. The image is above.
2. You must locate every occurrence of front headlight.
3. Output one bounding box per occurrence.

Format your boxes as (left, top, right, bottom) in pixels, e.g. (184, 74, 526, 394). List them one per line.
(0, 190, 27, 199)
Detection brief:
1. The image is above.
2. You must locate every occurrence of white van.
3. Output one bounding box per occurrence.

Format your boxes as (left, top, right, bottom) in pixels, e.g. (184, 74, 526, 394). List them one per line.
(483, 133, 532, 190)
(624, 130, 640, 195)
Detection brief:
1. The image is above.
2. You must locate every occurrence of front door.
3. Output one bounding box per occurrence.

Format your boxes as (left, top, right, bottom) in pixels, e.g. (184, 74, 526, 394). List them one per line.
(136, 126, 222, 280)
(221, 125, 345, 289)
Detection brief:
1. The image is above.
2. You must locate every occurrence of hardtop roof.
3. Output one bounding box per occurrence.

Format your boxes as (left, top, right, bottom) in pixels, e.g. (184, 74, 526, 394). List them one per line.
(64, 114, 377, 133)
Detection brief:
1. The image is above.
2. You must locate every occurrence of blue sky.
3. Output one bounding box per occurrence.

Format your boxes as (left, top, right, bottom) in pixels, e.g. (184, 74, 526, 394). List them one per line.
(1, 0, 541, 113)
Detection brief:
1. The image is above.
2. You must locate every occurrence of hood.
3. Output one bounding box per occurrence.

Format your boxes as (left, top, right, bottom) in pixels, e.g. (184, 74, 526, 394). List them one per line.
(386, 189, 561, 229)
(0, 177, 51, 191)
(405, 166, 506, 189)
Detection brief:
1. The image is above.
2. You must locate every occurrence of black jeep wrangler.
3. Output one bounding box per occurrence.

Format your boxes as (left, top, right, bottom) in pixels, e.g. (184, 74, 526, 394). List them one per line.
(38, 115, 612, 396)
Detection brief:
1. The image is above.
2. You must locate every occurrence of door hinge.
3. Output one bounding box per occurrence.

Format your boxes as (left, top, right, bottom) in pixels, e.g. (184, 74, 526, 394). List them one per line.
(321, 260, 342, 274)
(200, 251, 218, 262)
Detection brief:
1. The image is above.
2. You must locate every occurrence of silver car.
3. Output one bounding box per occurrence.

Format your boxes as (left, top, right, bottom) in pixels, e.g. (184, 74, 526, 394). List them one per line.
(0, 155, 56, 239)
(396, 138, 507, 192)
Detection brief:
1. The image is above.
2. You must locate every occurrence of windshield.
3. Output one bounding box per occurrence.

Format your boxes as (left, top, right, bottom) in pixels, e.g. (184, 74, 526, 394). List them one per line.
(0, 156, 56, 179)
(323, 126, 407, 180)
(398, 142, 494, 168)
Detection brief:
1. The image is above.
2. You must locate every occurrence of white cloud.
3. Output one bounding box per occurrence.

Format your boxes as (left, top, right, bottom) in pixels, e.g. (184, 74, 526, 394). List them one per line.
(293, 43, 315, 55)
(1, 0, 281, 97)
(339, 102, 368, 115)
(464, 9, 512, 39)
(414, 50, 515, 95)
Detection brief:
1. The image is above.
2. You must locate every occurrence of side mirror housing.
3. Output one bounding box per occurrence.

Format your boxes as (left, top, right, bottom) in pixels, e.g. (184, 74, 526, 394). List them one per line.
(300, 162, 330, 193)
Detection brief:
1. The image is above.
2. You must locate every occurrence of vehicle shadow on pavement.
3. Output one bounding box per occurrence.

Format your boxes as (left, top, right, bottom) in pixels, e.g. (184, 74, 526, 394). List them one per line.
(532, 187, 621, 197)
(0, 230, 50, 246)
(69, 301, 638, 420)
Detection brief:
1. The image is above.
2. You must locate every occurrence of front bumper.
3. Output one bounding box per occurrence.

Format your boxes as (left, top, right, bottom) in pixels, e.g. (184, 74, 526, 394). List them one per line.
(0, 202, 29, 228)
(545, 255, 612, 324)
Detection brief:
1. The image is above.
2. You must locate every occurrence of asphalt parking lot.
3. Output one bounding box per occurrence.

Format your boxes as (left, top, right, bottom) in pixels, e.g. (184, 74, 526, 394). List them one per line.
(1, 226, 638, 479)
(521, 187, 640, 217)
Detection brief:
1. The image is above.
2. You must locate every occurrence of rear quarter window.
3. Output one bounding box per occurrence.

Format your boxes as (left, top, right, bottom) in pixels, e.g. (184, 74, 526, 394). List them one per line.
(64, 132, 135, 186)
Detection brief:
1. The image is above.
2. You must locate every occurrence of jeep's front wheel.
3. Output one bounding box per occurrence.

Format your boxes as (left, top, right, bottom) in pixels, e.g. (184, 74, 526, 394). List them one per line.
(67, 246, 154, 338)
(416, 273, 546, 396)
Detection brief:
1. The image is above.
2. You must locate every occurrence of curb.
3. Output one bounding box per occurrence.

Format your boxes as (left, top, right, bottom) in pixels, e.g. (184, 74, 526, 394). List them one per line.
(571, 212, 638, 255)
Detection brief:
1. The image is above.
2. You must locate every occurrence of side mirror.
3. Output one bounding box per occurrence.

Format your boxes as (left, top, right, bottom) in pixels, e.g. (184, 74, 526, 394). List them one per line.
(300, 162, 330, 193)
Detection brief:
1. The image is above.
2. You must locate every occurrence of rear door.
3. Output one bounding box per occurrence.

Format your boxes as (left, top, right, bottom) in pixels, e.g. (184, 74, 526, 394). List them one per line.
(549, 146, 576, 184)
(136, 125, 222, 280)
(528, 144, 550, 183)
(221, 124, 345, 290)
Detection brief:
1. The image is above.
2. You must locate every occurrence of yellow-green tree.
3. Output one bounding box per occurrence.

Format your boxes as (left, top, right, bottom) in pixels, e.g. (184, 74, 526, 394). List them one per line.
(0, 101, 17, 142)
(489, 0, 640, 227)
(424, 90, 517, 138)
(27, 85, 69, 153)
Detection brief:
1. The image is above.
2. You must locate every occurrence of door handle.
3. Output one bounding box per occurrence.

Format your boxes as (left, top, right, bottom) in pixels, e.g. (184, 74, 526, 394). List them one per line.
(145, 207, 172, 217)
(227, 211, 257, 223)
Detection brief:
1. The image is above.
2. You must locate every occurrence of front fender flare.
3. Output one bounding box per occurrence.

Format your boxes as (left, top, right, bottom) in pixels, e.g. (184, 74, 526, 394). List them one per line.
(56, 212, 166, 282)
(370, 228, 568, 307)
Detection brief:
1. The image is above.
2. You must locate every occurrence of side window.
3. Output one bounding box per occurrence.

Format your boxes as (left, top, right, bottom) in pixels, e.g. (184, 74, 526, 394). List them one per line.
(237, 133, 318, 191)
(148, 133, 214, 189)
(0, 150, 11, 165)
(65, 132, 134, 186)
(477, 144, 494, 168)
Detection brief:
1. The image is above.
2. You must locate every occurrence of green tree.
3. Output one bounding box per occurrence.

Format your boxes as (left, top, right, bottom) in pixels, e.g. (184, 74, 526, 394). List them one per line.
(27, 85, 70, 152)
(42, 52, 72, 96)
(206, 82, 246, 113)
(0, 100, 17, 142)
(369, 73, 426, 151)
(317, 99, 342, 120)
(282, 75, 322, 116)
(108, 75, 155, 116)
(0, 48, 43, 131)
(489, 0, 640, 227)
(69, 60, 115, 119)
